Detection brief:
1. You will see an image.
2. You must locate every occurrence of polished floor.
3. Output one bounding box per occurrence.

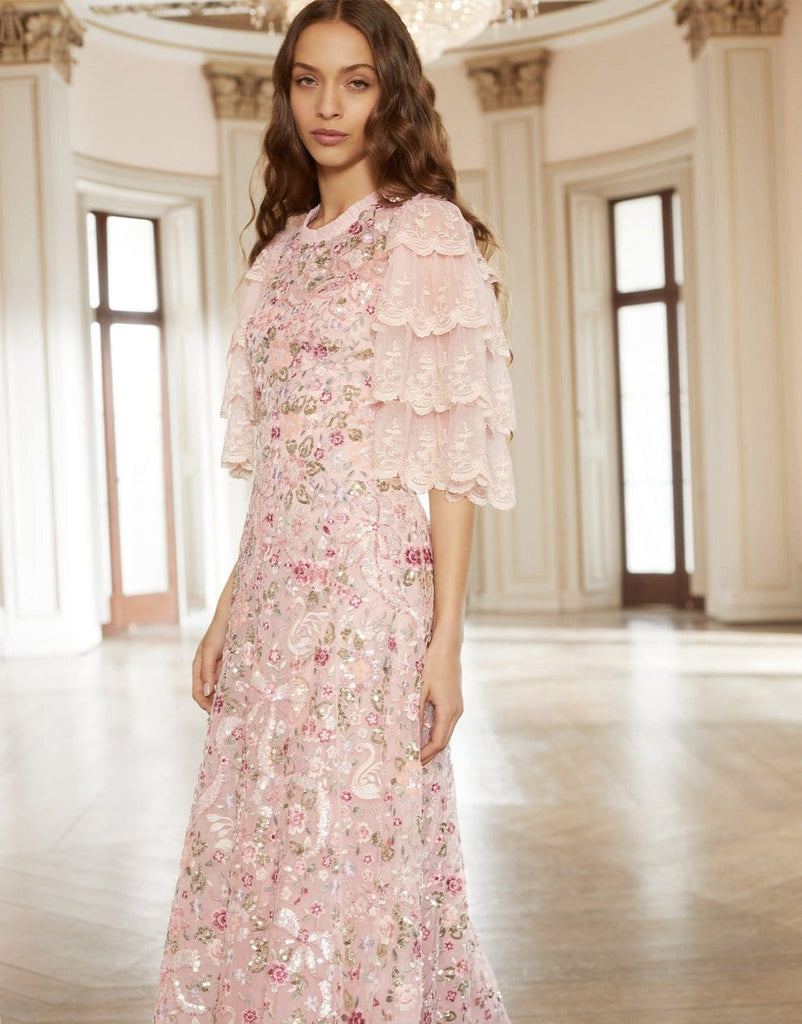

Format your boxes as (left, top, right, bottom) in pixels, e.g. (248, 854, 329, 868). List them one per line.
(1, 612, 802, 1024)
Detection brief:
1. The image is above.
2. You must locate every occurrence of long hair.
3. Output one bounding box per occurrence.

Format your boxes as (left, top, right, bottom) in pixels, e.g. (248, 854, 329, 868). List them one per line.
(245, 0, 507, 304)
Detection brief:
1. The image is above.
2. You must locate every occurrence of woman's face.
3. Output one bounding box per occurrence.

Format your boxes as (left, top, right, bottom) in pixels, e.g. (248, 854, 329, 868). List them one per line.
(289, 20, 380, 176)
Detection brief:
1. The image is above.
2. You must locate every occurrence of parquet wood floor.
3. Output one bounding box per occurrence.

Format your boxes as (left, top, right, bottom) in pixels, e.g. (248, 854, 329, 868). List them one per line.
(1, 612, 801, 1023)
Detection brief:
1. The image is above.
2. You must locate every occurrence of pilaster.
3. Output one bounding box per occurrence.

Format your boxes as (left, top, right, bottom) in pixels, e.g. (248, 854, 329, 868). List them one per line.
(674, 0, 801, 620)
(202, 60, 274, 548)
(675, 0, 785, 58)
(202, 60, 272, 289)
(0, 4, 101, 655)
(465, 47, 560, 612)
(0, 0, 83, 81)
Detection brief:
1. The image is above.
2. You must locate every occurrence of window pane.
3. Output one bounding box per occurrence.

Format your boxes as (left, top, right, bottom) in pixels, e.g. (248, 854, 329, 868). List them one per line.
(90, 322, 113, 611)
(677, 300, 694, 573)
(672, 192, 684, 286)
(613, 195, 665, 293)
(110, 324, 169, 595)
(623, 482, 675, 574)
(618, 303, 675, 573)
(107, 216, 158, 312)
(86, 212, 100, 310)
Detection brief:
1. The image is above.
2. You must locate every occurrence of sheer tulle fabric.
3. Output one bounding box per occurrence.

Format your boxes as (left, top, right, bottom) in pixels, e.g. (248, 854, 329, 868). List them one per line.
(219, 273, 263, 478)
(370, 196, 516, 509)
(220, 223, 297, 478)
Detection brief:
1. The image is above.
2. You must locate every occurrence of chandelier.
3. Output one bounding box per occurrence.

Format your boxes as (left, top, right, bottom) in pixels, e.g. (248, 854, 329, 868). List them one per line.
(91, 0, 550, 62)
(286, 0, 503, 62)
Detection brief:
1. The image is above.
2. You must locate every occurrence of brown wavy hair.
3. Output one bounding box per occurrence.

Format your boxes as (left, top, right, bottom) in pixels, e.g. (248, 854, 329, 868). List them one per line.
(244, 0, 506, 302)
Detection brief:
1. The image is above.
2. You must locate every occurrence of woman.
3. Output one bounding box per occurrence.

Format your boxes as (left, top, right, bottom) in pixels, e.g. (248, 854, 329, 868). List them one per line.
(153, 0, 516, 1020)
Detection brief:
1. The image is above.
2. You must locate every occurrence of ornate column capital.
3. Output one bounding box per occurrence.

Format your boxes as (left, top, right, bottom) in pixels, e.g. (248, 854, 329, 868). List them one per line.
(674, 0, 786, 59)
(465, 47, 551, 111)
(202, 61, 274, 121)
(0, 0, 83, 82)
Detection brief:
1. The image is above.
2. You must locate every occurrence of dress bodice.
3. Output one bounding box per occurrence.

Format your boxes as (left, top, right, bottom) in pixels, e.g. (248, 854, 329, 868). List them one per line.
(244, 193, 392, 509)
(221, 190, 517, 510)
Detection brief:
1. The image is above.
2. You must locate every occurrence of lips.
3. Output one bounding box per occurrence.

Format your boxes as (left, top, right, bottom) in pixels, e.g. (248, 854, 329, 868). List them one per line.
(311, 130, 347, 140)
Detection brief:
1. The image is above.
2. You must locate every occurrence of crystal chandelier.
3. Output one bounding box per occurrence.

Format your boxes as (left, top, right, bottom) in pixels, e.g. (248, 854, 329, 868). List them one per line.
(285, 0, 503, 62)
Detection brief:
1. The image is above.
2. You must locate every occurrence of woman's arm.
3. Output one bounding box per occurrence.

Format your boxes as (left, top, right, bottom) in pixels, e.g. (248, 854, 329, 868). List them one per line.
(192, 564, 236, 712)
(419, 489, 476, 765)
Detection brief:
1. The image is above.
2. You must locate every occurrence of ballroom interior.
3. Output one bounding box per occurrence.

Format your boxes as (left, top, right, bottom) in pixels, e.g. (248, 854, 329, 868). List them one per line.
(1, 0, 801, 1021)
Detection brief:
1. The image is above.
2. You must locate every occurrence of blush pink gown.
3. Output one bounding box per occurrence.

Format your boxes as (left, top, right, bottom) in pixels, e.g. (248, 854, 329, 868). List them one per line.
(153, 191, 516, 1024)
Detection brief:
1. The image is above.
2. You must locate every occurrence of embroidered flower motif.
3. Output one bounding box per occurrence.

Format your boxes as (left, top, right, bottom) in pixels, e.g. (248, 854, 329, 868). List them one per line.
(267, 961, 289, 985)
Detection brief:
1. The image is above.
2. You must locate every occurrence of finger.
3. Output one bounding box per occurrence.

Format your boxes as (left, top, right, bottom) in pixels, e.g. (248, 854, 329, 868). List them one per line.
(192, 647, 213, 712)
(201, 646, 213, 697)
(420, 705, 460, 765)
(191, 649, 203, 700)
(201, 642, 223, 700)
(419, 683, 430, 731)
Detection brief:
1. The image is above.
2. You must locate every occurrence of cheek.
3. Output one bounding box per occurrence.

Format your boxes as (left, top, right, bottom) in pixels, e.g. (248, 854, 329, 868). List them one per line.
(355, 95, 380, 131)
(289, 91, 306, 124)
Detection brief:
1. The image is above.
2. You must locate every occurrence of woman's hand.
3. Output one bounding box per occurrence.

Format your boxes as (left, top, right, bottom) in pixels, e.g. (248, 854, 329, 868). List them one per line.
(422, 489, 474, 765)
(192, 613, 229, 712)
(419, 634, 464, 766)
(192, 566, 237, 712)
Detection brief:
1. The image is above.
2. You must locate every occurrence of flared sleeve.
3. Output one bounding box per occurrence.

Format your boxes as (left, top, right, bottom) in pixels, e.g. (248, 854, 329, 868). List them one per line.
(370, 195, 517, 508)
(220, 225, 296, 478)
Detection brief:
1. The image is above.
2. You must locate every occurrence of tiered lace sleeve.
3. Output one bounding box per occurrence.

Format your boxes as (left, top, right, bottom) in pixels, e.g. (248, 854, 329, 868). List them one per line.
(370, 195, 517, 508)
(220, 224, 295, 478)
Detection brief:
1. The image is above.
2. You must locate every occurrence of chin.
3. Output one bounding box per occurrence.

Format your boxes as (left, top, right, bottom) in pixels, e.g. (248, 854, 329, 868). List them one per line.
(315, 152, 365, 170)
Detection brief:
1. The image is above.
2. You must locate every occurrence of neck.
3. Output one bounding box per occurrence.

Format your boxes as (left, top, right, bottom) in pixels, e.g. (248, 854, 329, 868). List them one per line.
(314, 167, 377, 226)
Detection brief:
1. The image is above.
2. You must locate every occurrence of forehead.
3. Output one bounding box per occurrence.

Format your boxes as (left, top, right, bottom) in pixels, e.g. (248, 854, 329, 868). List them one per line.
(293, 21, 374, 68)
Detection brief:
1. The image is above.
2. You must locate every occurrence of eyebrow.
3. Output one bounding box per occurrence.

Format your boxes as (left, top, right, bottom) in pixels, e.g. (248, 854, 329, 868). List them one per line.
(292, 62, 377, 74)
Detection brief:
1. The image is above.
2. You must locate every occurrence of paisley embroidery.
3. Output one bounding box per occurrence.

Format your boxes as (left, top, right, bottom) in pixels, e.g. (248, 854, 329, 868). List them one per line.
(350, 741, 383, 799)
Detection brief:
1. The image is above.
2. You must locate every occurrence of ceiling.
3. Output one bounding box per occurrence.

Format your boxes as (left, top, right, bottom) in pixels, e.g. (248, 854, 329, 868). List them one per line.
(75, 0, 671, 62)
(93, 0, 591, 35)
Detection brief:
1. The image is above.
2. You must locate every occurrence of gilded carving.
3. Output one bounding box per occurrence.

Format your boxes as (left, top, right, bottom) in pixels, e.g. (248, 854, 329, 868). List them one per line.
(674, 0, 786, 58)
(0, 0, 83, 81)
(465, 48, 550, 111)
(203, 61, 274, 120)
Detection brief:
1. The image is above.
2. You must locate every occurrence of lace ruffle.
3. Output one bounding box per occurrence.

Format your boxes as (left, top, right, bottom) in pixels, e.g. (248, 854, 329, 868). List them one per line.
(372, 403, 515, 508)
(220, 228, 295, 478)
(370, 195, 516, 509)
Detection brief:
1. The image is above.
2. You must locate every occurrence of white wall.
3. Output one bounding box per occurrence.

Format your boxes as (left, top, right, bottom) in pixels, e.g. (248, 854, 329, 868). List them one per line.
(427, 62, 486, 172)
(61, 9, 802, 622)
(70, 36, 218, 176)
(428, 10, 801, 617)
(780, 8, 802, 522)
(544, 13, 694, 162)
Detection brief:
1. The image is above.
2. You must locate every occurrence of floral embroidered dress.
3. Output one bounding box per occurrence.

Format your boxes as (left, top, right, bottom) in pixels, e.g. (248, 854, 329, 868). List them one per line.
(153, 191, 516, 1024)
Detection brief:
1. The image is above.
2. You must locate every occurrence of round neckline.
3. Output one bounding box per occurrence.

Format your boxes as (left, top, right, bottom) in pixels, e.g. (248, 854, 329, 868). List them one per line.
(299, 190, 380, 243)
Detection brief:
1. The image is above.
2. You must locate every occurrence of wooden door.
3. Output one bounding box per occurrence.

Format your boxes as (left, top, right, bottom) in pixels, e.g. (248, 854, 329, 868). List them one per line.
(608, 190, 701, 610)
(87, 211, 179, 631)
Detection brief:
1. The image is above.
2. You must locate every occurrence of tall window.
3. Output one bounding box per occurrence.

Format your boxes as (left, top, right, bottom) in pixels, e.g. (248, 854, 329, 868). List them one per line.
(87, 212, 178, 630)
(609, 190, 698, 608)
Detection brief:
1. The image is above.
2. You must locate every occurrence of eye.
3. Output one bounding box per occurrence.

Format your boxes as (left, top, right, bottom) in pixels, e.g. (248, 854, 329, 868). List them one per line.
(294, 75, 317, 86)
(348, 79, 371, 90)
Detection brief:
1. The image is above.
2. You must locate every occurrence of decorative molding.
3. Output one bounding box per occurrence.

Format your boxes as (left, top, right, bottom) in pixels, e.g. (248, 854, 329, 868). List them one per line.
(544, 132, 704, 610)
(465, 47, 551, 111)
(0, 0, 83, 82)
(674, 0, 786, 59)
(88, 0, 290, 33)
(202, 60, 273, 120)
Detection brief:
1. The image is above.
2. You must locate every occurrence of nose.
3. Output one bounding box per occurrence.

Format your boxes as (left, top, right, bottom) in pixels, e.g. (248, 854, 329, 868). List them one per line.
(316, 82, 342, 120)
